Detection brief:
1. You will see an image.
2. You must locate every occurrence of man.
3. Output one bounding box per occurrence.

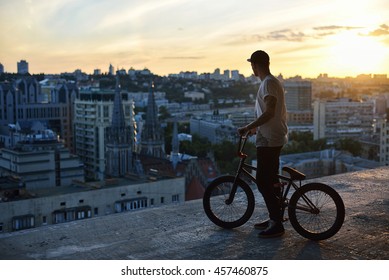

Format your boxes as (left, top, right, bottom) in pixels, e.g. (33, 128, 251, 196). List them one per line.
(238, 50, 288, 238)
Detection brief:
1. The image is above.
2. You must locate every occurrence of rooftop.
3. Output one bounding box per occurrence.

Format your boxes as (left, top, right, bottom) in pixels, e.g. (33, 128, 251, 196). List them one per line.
(0, 167, 388, 260)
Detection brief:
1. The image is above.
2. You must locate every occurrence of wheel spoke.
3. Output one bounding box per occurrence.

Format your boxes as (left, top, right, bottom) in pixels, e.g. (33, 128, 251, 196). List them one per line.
(203, 176, 255, 228)
(288, 183, 345, 240)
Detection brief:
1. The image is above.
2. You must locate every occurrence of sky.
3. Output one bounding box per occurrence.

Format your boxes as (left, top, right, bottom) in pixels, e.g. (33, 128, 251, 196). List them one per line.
(0, 0, 388, 78)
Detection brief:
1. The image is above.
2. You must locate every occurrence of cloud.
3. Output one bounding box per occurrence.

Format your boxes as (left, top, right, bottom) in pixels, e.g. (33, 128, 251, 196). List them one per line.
(313, 25, 362, 31)
(225, 29, 311, 45)
(267, 29, 308, 42)
(366, 24, 389, 36)
(225, 24, 365, 46)
(312, 25, 363, 38)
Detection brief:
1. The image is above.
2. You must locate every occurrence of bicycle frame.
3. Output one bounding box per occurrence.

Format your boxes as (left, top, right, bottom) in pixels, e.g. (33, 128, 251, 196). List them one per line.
(227, 134, 319, 214)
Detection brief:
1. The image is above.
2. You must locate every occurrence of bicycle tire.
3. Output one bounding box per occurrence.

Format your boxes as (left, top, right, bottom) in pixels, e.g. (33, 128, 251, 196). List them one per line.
(288, 183, 345, 240)
(203, 175, 255, 229)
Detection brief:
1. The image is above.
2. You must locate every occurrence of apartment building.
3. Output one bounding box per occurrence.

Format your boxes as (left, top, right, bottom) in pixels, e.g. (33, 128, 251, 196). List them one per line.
(284, 80, 313, 125)
(313, 98, 374, 141)
(17, 60, 29, 74)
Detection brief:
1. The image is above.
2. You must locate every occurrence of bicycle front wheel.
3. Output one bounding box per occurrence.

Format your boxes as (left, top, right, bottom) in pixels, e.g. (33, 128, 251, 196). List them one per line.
(203, 175, 255, 229)
(288, 183, 345, 240)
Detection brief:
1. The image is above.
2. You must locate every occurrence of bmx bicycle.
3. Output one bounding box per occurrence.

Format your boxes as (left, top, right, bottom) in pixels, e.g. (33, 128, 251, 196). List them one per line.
(203, 133, 345, 240)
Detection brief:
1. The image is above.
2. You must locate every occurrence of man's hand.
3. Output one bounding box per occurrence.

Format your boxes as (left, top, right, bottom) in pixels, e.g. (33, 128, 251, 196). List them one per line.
(238, 126, 256, 136)
(237, 126, 247, 136)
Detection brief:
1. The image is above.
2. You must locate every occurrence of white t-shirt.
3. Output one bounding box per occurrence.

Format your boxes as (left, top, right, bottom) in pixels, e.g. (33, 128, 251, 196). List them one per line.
(255, 74, 288, 147)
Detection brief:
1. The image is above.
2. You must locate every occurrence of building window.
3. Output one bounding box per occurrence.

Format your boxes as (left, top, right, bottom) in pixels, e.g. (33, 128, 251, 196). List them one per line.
(172, 194, 179, 203)
(114, 198, 148, 213)
(94, 207, 99, 215)
(52, 207, 91, 224)
(12, 215, 35, 231)
(161, 197, 165, 204)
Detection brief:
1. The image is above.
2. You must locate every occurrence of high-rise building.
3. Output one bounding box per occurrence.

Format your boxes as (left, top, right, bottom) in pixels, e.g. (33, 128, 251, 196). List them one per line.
(284, 81, 312, 111)
(17, 60, 29, 74)
(0, 63, 4, 74)
(313, 99, 374, 142)
(231, 70, 240, 81)
(109, 64, 115, 75)
(73, 88, 136, 180)
(223, 70, 230, 80)
(284, 80, 313, 125)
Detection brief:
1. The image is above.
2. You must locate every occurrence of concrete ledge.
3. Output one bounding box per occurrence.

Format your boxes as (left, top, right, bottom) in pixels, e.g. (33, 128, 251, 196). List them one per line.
(0, 167, 388, 260)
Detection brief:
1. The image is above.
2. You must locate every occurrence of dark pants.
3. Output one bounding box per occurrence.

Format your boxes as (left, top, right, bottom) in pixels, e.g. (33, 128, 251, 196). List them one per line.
(256, 146, 282, 222)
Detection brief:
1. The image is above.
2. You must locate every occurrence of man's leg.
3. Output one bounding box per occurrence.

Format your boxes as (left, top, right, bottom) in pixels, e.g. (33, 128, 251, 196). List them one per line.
(256, 146, 282, 222)
(256, 146, 284, 237)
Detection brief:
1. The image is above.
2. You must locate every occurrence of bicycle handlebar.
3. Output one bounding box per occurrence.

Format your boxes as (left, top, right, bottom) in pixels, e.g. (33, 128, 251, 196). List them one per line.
(237, 131, 251, 158)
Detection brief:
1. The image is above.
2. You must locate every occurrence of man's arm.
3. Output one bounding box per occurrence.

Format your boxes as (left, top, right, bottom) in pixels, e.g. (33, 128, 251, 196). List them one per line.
(238, 95, 277, 135)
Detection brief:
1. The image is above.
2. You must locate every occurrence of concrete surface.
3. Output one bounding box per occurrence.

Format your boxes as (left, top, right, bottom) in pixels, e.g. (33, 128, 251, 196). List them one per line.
(0, 167, 388, 260)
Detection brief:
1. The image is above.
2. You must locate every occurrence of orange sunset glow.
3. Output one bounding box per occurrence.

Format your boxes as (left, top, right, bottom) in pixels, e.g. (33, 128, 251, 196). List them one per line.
(0, 0, 388, 77)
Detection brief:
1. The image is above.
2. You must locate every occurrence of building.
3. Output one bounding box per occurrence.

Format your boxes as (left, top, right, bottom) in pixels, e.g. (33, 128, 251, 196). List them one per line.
(109, 64, 115, 75)
(74, 88, 136, 180)
(0, 128, 84, 190)
(17, 60, 29, 74)
(0, 176, 185, 232)
(105, 75, 134, 177)
(139, 83, 165, 158)
(0, 63, 4, 74)
(228, 111, 255, 128)
(313, 98, 374, 142)
(278, 149, 381, 179)
(231, 70, 240, 81)
(284, 80, 313, 125)
(190, 110, 244, 144)
(379, 114, 389, 166)
(284, 81, 312, 111)
(0, 77, 78, 152)
(287, 111, 313, 125)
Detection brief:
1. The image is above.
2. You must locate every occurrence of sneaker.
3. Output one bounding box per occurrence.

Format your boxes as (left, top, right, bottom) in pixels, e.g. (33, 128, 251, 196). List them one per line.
(258, 220, 285, 238)
(254, 220, 270, 230)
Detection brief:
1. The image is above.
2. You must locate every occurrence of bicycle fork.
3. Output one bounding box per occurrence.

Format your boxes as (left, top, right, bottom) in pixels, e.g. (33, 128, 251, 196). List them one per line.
(225, 157, 247, 205)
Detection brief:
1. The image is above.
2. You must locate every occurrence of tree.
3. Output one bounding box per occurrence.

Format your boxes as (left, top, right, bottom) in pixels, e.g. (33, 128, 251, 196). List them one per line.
(180, 134, 211, 158)
(212, 140, 256, 174)
(282, 131, 328, 154)
(335, 138, 362, 156)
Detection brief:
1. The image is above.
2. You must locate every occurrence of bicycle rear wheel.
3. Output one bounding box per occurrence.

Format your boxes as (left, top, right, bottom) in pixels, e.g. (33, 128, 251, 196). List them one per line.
(288, 183, 345, 240)
(203, 175, 255, 229)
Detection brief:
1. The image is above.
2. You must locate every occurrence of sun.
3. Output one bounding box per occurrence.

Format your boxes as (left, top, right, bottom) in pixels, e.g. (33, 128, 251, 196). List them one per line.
(328, 31, 388, 76)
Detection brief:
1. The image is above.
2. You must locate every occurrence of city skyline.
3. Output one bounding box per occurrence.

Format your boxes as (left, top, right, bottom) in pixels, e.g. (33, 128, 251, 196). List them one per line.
(0, 0, 388, 78)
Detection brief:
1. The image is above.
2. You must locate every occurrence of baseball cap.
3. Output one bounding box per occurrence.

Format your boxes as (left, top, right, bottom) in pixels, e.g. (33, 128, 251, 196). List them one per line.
(247, 50, 269, 65)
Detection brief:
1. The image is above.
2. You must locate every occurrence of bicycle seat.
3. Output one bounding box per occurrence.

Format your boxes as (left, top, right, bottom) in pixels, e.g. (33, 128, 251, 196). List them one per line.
(282, 166, 306, 181)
